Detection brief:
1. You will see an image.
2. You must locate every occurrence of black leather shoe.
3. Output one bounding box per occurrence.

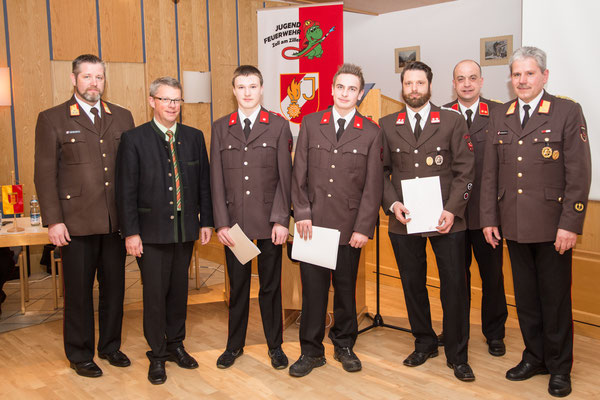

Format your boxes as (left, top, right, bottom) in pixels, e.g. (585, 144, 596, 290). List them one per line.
(70, 360, 103, 378)
(548, 374, 571, 397)
(289, 354, 326, 377)
(148, 360, 166, 385)
(216, 348, 243, 369)
(268, 347, 289, 370)
(403, 349, 438, 367)
(506, 360, 549, 381)
(437, 333, 444, 347)
(487, 339, 506, 357)
(333, 347, 362, 372)
(447, 362, 475, 382)
(99, 350, 131, 367)
(168, 346, 198, 369)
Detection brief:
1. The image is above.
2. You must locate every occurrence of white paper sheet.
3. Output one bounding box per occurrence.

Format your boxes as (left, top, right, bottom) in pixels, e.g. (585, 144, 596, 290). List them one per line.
(291, 224, 341, 270)
(401, 176, 444, 234)
(227, 223, 261, 265)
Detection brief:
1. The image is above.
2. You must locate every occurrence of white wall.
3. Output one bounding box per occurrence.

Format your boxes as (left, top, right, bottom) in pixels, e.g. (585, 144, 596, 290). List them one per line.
(522, 0, 599, 199)
(344, 0, 522, 105)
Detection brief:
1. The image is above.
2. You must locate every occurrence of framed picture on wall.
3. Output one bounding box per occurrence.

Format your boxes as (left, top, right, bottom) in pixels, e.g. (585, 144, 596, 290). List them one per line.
(480, 35, 513, 66)
(395, 46, 420, 73)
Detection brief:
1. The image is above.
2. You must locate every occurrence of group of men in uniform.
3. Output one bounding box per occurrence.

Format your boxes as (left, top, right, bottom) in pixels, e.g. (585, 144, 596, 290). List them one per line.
(33, 45, 590, 398)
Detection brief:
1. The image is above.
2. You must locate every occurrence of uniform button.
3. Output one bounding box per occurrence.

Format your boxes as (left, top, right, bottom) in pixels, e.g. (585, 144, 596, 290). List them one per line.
(102, 153, 106, 157)
(169, 201, 173, 205)
(71, 138, 75, 143)
(66, 194, 71, 199)
(334, 149, 338, 154)
(327, 194, 332, 198)
(168, 173, 172, 177)
(499, 140, 503, 144)
(170, 215, 174, 220)
(329, 178, 333, 183)
(105, 182, 109, 186)
(517, 172, 523, 177)
(534, 138, 539, 142)
(331, 164, 335, 168)
(104, 167, 108, 171)
(415, 163, 419, 167)
(246, 190, 250, 195)
(169, 187, 173, 191)
(100, 139, 104, 143)
(228, 145, 232, 149)
(244, 161, 248, 166)
(353, 149, 357, 153)
(558, 196, 563, 203)
(518, 140, 523, 145)
(518, 189, 523, 194)
(244, 176, 249, 180)
(244, 147, 248, 151)
(414, 149, 418, 154)
(263, 143, 267, 147)
(517, 156, 523, 161)
(396, 148, 400, 152)
(437, 147, 441, 151)
(545, 137, 550, 142)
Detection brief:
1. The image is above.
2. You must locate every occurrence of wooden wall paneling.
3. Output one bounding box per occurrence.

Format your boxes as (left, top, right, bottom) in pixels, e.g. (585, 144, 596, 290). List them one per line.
(182, 103, 212, 147)
(237, 0, 263, 66)
(208, 0, 238, 121)
(6, 0, 53, 211)
(104, 62, 147, 126)
(98, 0, 143, 63)
(0, 2, 13, 185)
(49, 0, 98, 61)
(50, 61, 74, 106)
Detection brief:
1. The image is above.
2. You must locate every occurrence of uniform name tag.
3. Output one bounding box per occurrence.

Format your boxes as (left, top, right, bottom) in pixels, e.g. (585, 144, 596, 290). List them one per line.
(66, 130, 81, 134)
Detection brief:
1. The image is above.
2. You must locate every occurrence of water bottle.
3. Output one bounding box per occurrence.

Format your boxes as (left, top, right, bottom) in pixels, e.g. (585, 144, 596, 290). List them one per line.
(30, 194, 41, 226)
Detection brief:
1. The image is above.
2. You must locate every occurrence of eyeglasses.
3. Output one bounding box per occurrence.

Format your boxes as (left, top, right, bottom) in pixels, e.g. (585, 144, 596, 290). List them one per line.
(152, 96, 184, 105)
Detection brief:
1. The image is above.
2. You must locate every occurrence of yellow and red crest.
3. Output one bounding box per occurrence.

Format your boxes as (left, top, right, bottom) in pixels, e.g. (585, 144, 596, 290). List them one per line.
(506, 101, 517, 115)
(538, 100, 550, 114)
(101, 101, 112, 115)
(70, 103, 80, 117)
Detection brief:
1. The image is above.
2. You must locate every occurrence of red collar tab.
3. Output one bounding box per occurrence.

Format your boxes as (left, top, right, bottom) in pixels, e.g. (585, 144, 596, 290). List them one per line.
(101, 101, 112, 115)
(395, 112, 406, 125)
(479, 102, 489, 116)
(320, 111, 331, 125)
(366, 116, 380, 128)
(259, 110, 269, 124)
(228, 112, 238, 126)
(430, 111, 440, 124)
(451, 103, 459, 111)
(353, 115, 363, 129)
(69, 103, 80, 117)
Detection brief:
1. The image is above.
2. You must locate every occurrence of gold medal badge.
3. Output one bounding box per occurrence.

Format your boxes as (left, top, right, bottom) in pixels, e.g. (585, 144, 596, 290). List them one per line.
(552, 150, 559, 160)
(542, 146, 552, 158)
(426, 156, 433, 166)
(435, 155, 444, 166)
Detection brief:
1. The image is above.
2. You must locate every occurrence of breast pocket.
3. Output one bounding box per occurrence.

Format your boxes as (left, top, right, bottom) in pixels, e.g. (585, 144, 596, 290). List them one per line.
(308, 141, 332, 169)
(531, 130, 563, 164)
(220, 141, 242, 169)
(342, 144, 368, 170)
(492, 133, 513, 164)
(251, 137, 278, 168)
(390, 145, 412, 172)
(425, 145, 450, 171)
(61, 135, 90, 164)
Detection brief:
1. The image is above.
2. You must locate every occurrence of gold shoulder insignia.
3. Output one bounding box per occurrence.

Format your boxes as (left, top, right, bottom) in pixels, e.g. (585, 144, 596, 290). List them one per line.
(490, 99, 503, 104)
(555, 95, 577, 103)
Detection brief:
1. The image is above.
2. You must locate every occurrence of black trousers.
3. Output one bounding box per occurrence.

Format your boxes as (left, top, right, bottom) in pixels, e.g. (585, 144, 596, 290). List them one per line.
(389, 231, 470, 364)
(465, 228, 507, 340)
(299, 245, 361, 357)
(137, 241, 194, 361)
(60, 232, 126, 363)
(506, 240, 573, 374)
(224, 239, 283, 351)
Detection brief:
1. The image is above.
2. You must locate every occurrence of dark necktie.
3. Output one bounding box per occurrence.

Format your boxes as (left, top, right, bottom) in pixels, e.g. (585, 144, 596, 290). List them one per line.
(91, 107, 101, 131)
(243, 118, 251, 139)
(465, 109, 473, 129)
(521, 104, 531, 129)
(336, 118, 345, 141)
(414, 113, 422, 141)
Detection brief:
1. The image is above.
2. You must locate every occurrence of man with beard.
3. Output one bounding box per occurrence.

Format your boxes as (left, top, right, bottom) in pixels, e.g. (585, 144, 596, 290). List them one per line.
(380, 61, 475, 381)
(439, 60, 508, 357)
(35, 54, 135, 377)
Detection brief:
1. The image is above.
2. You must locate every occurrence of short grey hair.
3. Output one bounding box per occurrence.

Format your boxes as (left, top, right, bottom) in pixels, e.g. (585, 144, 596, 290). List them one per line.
(149, 76, 182, 97)
(509, 46, 547, 73)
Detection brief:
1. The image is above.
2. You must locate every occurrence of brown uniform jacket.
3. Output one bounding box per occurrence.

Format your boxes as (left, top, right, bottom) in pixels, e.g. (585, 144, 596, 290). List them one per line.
(292, 108, 383, 245)
(210, 108, 292, 240)
(480, 91, 591, 243)
(443, 97, 501, 229)
(381, 104, 475, 236)
(34, 96, 135, 236)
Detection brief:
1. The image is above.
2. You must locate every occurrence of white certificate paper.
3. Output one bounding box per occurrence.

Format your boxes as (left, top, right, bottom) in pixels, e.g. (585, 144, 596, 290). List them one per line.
(228, 223, 261, 265)
(291, 224, 341, 270)
(401, 176, 443, 234)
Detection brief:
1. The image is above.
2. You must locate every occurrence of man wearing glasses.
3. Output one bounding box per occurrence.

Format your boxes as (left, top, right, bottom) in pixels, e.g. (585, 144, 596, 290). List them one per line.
(116, 76, 213, 384)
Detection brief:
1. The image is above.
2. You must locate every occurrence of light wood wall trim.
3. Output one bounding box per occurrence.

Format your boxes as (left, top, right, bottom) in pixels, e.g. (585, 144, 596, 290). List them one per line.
(104, 62, 147, 126)
(49, 0, 98, 61)
(98, 0, 143, 62)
